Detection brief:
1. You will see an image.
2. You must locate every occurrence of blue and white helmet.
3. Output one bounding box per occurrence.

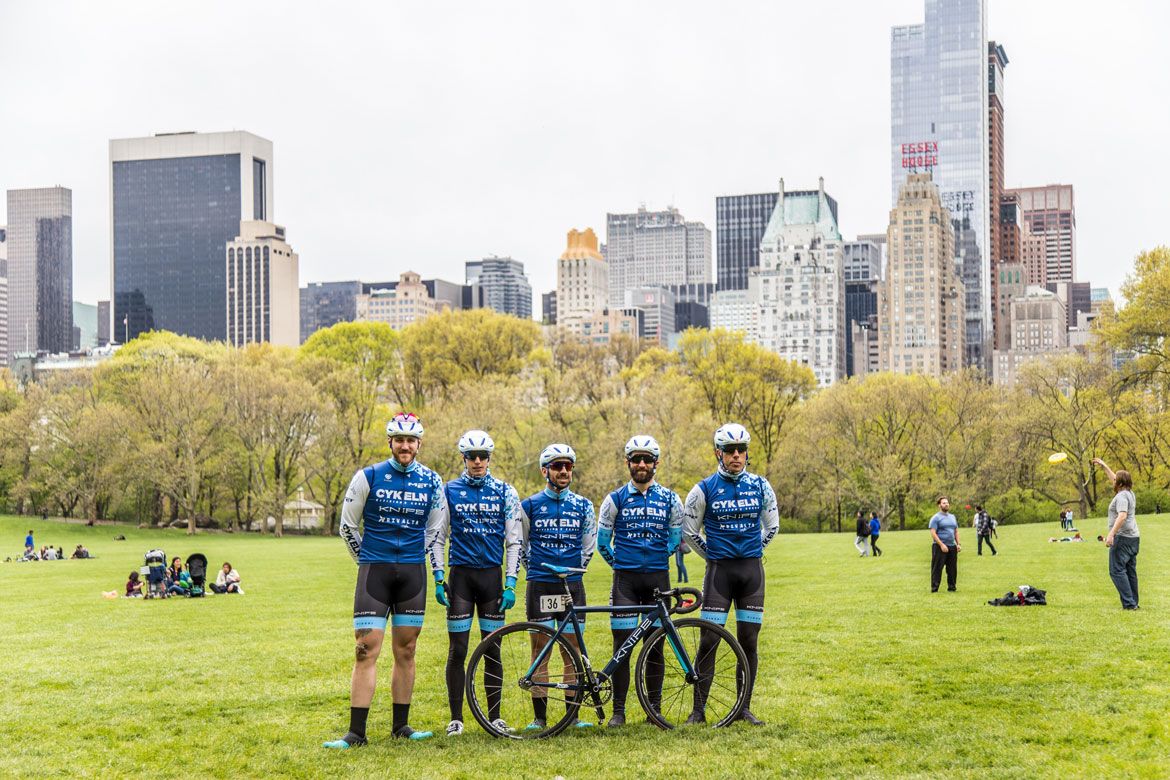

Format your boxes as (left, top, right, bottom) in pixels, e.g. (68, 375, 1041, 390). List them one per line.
(539, 443, 577, 468)
(386, 412, 424, 439)
(458, 429, 495, 455)
(624, 435, 661, 460)
(713, 423, 750, 448)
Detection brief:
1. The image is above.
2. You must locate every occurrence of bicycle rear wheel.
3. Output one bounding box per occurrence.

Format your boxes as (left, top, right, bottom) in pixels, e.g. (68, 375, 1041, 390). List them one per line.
(635, 618, 750, 729)
(465, 621, 586, 739)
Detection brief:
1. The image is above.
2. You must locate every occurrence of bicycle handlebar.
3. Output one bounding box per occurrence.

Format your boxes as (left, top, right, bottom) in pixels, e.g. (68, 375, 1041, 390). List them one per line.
(664, 586, 702, 615)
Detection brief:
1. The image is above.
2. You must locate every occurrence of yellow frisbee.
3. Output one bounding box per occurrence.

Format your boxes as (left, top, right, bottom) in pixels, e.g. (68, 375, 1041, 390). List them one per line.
(1048, 452, 1068, 464)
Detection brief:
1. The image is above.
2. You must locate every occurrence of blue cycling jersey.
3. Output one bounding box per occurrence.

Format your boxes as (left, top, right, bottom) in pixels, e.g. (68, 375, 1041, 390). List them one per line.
(437, 471, 522, 578)
(339, 459, 448, 568)
(597, 481, 684, 572)
(520, 486, 597, 583)
(683, 469, 779, 561)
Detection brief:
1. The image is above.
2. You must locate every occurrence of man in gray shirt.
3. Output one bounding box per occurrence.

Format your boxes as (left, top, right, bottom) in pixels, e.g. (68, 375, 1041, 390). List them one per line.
(1093, 458, 1140, 609)
(928, 496, 961, 592)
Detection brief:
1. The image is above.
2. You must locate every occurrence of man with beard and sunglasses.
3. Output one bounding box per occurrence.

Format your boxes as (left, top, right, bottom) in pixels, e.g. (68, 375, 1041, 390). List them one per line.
(427, 429, 522, 737)
(682, 422, 779, 726)
(596, 435, 685, 728)
(518, 443, 597, 731)
(325, 412, 448, 749)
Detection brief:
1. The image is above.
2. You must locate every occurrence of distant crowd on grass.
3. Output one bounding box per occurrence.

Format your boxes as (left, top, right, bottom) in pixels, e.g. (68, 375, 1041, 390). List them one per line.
(112, 551, 244, 599)
(8, 528, 92, 562)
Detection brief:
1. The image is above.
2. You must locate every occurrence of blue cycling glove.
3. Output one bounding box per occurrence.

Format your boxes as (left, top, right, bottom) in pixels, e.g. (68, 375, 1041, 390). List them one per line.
(597, 527, 615, 566)
(667, 527, 681, 555)
(500, 576, 517, 611)
(434, 571, 449, 607)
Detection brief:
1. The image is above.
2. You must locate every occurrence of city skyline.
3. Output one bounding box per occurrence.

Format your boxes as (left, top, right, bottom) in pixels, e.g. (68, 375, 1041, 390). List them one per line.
(1, 1, 1167, 317)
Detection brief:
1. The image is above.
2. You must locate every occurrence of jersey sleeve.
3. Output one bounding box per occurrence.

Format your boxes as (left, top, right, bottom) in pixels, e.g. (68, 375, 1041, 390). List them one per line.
(682, 483, 708, 560)
(759, 478, 779, 549)
(339, 469, 369, 563)
(580, 499, 597, 570)
(503, 485, 523, 580)
(596, 493, 618, 566)
(518, 498, 532, 573)
(424, 474, 450, 575)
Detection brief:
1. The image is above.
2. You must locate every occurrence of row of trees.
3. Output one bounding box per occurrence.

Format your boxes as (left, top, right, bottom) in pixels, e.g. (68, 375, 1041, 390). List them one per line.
(3, 248, 1168, 535)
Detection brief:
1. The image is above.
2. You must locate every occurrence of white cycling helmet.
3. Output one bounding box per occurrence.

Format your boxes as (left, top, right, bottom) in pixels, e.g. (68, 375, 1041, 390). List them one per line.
(713, 423, 750, 448)
(458, 429, 495, 455)
(386, 412, 424, 439)
(624, 435, 660, 460)
(539, 443, 577, 468)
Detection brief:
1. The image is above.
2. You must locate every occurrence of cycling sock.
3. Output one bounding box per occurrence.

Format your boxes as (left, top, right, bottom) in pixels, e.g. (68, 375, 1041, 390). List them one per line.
(481, 628, 502, 722)
(532, 696, 547, 722)
(736, 621, 761, 710)
(392, 703, 410, 733)
(446, 630, 470, 721)
(349, 707, 369, 740)
(610, 629, 633, 712)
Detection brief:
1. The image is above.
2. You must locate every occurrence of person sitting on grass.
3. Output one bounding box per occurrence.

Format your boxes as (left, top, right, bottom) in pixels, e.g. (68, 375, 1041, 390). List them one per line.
(168, 557, 183, 583)
(126, 571, 144, 598)
(168, 568, 193, 596)
(71, 545, 91, 559)
(43, 546, 59, 561)
(212, 562, 244, 594)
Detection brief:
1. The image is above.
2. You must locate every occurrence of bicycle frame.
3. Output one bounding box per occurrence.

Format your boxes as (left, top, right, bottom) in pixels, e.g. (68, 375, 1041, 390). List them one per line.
(521, 583, 697, 701)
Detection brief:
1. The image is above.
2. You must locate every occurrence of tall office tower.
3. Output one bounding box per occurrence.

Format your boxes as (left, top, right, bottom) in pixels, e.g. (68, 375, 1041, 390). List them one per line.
(556, 228, 607, 326)
(111, 131, 274, 342)
(623, 286, 676, 345)
(716, 192, 780, 291)
(992, 286, 1068, 387)
(6, 187, 73, 364)
(879, 174, 965, 377)
(1009, 184, 1076, 283)
(1090, 287, 1112, 317)
(1045, 280, 1091, 330)
(605, 206, 711, 307)
(0, 225, 7, 365)
(987, 42, 1008, 266)
(97, 300, 111, 346)
(542, 291, 557, 325)
(73, 302, 98, 350)
(892, 0, 990, 370)
(844, 239, 882, 377)
(226, 221, 300, 347)
(465, 256, 532, 319)
(357, 271, 435, 330)
(299, 281, 361, 343)
(752, 179, 845, 387)
(992, 262, 1026, 350)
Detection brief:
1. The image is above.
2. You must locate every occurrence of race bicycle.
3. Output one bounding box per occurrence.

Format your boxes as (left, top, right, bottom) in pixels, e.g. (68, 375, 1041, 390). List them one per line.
(464, 563, 751, 738)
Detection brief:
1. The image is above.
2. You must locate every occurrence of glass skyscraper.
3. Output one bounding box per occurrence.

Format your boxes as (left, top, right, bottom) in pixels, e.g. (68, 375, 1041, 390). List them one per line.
(891, 0, 989, 370)
(5, 187, 73, 364)
(715, 192, 779, 291)
(111, 131, 273, 342)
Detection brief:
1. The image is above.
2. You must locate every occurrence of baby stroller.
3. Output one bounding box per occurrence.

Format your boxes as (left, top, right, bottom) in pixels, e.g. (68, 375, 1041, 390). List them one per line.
(144, 549, 168, 599)
(186, 553, 208, 598)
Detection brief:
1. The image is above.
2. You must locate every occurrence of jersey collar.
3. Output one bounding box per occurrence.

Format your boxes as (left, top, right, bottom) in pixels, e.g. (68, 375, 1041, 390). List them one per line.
(462, 469, 490, 487)
(543, 485, 572, 500)
(626, 480, 657, 495)
(388, 458, 419, 474)
(717, 465, 748, 483)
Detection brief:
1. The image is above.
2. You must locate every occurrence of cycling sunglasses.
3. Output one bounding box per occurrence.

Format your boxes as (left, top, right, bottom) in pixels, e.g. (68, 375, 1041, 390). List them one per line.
(464, 451, 491, 462)
(627, 454, 657, 465)
(547, 461, 574, 472)
(721, 444, 748, 454)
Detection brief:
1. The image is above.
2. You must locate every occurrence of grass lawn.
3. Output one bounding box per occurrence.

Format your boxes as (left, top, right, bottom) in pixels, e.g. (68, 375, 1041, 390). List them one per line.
(1, 514, 1167, 779)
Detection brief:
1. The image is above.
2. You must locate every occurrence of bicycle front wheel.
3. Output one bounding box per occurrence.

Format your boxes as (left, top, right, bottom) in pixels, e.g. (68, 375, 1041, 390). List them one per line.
(465, 621, 586, 739)
(635, 618, 750, 729)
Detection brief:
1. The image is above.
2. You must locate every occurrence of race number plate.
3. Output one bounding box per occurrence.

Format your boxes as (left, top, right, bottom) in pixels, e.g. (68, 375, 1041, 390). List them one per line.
(539, 595, 568, 613)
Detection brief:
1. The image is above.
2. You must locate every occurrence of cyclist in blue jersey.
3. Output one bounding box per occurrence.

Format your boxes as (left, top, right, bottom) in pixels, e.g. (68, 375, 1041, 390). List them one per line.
(427, 429, 522, 737)
(682, 422, 779, 726)
(597, 435, 684, 728)
(518, 443, 597, 731)
(324, 413, 449, 749)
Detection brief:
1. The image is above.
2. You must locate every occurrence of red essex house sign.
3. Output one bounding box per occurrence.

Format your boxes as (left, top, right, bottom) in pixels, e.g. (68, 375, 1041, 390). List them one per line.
(901, 140, 938, 170)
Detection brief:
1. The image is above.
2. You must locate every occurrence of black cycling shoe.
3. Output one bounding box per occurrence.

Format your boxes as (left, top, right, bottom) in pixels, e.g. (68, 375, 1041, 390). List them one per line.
(737, 709, 765, 726)
(607, 712, 626, 728)
(685, 711, 707, 726)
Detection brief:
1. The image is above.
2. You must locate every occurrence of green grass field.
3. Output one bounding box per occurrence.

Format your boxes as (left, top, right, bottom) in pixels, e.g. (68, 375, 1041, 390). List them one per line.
(2, 515, 1167, 779)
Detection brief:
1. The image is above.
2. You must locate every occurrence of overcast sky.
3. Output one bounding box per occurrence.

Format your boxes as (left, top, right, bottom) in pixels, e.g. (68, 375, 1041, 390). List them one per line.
(2, 1, 1168, 314)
